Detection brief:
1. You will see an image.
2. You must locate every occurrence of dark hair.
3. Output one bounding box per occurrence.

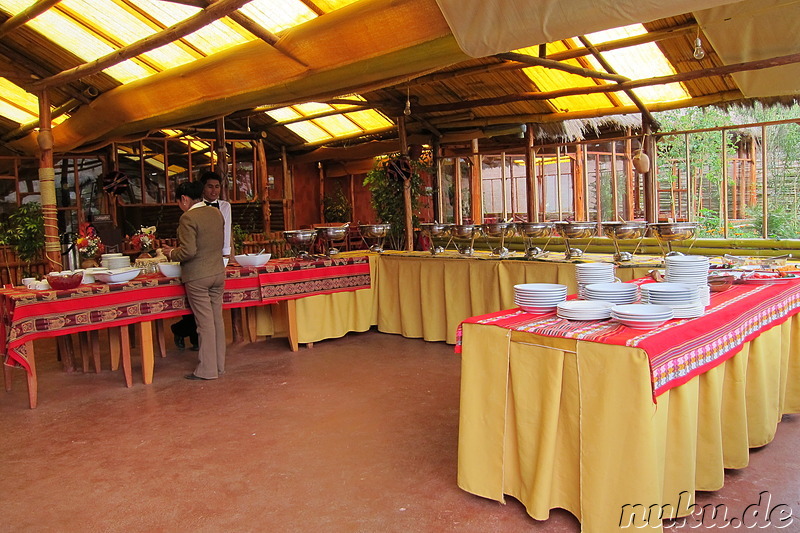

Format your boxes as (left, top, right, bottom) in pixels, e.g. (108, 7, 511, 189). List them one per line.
(200, 171, 222, 185)
(175, 180, 203, 200)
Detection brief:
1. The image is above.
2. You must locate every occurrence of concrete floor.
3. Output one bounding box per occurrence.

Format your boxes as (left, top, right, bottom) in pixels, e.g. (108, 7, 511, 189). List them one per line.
(2, 327, 799, 532)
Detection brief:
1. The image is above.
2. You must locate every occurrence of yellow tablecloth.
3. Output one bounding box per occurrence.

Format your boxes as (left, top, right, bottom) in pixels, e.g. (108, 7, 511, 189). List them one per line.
(457, 316, 800, 532)
(376, 251, 656, 344)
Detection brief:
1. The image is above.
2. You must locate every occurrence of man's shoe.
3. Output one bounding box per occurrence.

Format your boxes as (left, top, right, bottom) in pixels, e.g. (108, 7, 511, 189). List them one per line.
(184, 373, 212, 380)
(190, 344, 200, 351)
(173, 334, 185, 351)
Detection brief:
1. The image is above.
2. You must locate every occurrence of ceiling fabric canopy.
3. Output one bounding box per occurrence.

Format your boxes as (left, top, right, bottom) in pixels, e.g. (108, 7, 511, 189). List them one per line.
(433, 0, 744, 58)
(696, 0, 800, 98)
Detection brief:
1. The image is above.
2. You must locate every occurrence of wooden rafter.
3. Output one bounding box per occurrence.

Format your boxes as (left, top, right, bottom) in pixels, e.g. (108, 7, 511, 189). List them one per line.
(154, 0, 208, 7)
(264, 105, 372, 127)
(29, 0, 256, 91)
(415, 51, 800, 115)
(297, 0, 325, 16)
(0, 41, 90, 104)
(120, 0, 208, 58)
(578, 35, 659, 130)
(0, 0, 62, 40)
(495, 52, 629, 83)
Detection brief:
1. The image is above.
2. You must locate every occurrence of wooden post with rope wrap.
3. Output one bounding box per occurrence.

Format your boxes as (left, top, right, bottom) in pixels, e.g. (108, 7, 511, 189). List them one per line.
(37, 91, 62, 271)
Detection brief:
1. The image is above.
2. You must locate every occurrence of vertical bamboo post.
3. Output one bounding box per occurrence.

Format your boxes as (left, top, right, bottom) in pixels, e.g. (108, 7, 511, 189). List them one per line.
(642, 122, 657, 222)
(685, 133, 693, 222)
(761, 125, 768, 238)
(432, 139, 441, 222)
(281, 145, 294, 230)
(396, 115, 413, 250)
(37, 90, 61, 271)
(574, 145, 585, 219)
(555, 147, 563, 220)
(594, 152, 601, 223)
(215, 118, 229, 200)
(721, 130, 728, 238)
(625, 132, 636, 220)
(610, 141, 619, 220)
(471, 138, 482, 224)
(525, 124, 537, 221)
(500, 151, 507, 221)
(256, 140, 270, 234)
(318, 162, 325, 223)
(453, 157, 463, 225)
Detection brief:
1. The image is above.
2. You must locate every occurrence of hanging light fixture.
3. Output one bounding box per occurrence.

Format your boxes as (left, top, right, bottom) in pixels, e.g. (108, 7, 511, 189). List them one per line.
(403, 87, 412, 116)
(692, 29, 705, 61)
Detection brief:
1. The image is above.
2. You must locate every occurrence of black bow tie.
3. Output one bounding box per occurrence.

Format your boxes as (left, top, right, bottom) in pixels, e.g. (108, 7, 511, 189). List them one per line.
(205, 201, 219, 209)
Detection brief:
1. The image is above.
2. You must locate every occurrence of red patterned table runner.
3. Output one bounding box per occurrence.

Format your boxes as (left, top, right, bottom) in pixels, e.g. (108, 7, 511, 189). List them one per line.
(1, 256, 371, 372)
(456, 278, 800, 399)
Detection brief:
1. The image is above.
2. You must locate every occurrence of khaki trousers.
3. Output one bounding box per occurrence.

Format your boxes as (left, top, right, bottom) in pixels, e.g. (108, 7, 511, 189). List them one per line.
(185, 271, 226, 379)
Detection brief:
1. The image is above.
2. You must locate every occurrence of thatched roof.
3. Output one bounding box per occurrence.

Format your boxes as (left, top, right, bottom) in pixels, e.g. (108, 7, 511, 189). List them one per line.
(1, 0, 799, 161)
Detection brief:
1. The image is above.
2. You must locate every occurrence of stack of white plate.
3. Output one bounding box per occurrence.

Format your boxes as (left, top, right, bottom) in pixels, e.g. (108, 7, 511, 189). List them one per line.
(557, 300, 614, 320)
(641, 283, 705, 319)
(665, 255, 710, 305)
(576, 263, 616, 298)
(583, 282, 638, 305)
(612, 304, 674, 329)
(101, 253, 131, 270)
(513, 283, 568, 314)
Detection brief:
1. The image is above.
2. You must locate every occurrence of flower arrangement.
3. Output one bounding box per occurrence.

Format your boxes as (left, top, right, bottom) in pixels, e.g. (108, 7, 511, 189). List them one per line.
(75, 222, 104, 258)
(129, 225, 157, 252)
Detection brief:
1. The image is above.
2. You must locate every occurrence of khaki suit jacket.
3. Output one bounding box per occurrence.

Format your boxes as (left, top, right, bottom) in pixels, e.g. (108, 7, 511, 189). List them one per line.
(171, 204, 225, 282)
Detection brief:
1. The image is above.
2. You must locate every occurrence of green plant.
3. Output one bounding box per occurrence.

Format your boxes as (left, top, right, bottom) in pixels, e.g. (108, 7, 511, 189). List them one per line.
(232, 223, 249, 251)
(363, 154, 430, 249)
(0, 202, 45, 263)
(323, 189, 351, 223)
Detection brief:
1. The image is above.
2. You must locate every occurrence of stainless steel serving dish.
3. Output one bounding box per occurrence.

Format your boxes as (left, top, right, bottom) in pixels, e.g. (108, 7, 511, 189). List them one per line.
(517, 222, 554, 259)
(283, 229, 317, 259)
(602, 221, 647, 262)
(316, 224, 349, 256)
(555, 221, 596, 259)
(481, 222, 516, 257)
(449, 224, 482, 256)
(359, 223, 391, 252)
(419, 223, 450, 255)
(648, 222, 697, 242)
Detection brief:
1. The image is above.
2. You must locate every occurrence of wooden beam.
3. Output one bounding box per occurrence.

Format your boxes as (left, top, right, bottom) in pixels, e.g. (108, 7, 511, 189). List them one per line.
(418, 48, 800, 115)
(264, 105, 372, 128)
(0, 0, 61, 40)
(495, 52, 629, 83)
(0, 98, 79, 142)
(577, 35, 659, 131)
(154, 0, 208, 7)
(29, 0, 256, 91)
(297, 0, 325, 16)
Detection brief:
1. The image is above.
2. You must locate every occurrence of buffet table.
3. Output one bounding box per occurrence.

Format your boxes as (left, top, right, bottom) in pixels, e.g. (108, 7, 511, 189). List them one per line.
(0, 255, 371, 407)
(376, 250, 658, 344)
(457, 278, 800, 532)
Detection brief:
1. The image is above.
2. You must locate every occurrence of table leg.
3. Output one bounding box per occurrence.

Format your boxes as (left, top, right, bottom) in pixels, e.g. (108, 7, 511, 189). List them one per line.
(119, 326, 132, 388)
(138, 321, 155, 384)
(90, 330, 101, 372)
(246, 307, 258, 343)
(109, 327, 121, 371)
(3, 361, 12, 391)
(78, 333, 90, 373)
(57, 336, 75, 372)
(271, 300, 299, 352)
(231, 308, 244, 343)
(154, 319, 167, 358)
(25, 342, 37, 409)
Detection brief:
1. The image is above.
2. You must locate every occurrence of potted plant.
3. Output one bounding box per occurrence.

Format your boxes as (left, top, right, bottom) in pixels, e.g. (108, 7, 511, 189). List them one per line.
(0, 202, 45, 279)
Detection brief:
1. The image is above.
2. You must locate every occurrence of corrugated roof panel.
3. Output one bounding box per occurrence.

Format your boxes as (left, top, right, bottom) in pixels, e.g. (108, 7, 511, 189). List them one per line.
(239, 0, 317, 33)
(312, 0, 363, 12)
(0, 0, 152, 83)
(130, 0, 252, 54)
(62, 0, 200, 69)
(265, 107, 302, 121)
(344, 110, 394, 130)
(285, 121, 331, 142)
(0, 78, 39, 122)
(294, 102, 334, 115)
(313, 114, 362, 136)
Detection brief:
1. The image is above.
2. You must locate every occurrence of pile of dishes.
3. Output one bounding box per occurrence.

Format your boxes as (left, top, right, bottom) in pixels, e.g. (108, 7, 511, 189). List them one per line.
(101, 253, 131, 270)
(641, 282, 705, 319)
(583, 282, 638, 304)
(557, 300, 614, 320)
(513, 283, 568, 314)
(611, 304, 674, 329)
(665, 255, 711, 305)
(575, 263, 616, 298)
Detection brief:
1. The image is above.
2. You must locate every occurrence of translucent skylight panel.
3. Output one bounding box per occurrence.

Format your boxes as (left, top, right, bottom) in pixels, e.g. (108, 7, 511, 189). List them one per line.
(285, 122, 331, 143)
(0, 78, 39, 119)
(312, 0, 363, 12)
(585, 24, 647, 44)
(0, 1, 152, 83)
(239, 0, 317, 34)
(294, 102, 334, 115)
(0, 100, 35, 124)
(344, 110, 394, 130)
(600, 44, 690, 103)
(266, 107, 303, 121)
(313, 114, 362, 136)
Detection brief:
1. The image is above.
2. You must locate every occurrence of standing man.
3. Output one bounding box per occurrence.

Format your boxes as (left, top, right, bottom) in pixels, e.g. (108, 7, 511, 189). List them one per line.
(170, 171, 232, 350)
(162, 181, 226, 380)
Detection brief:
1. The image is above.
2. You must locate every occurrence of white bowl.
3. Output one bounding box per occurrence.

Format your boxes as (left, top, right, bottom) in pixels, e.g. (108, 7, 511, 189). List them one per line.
(234, 253, 271, 267)
(158, 262, 182, 278)
(93, 267, 142, 284)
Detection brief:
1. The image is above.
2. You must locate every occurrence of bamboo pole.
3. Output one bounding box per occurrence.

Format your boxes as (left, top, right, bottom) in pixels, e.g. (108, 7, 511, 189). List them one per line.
(494, 52, 628, 83)
(30, 0, 264, 90)
(574, 145, 585, 220)
(432, 139, 441, 222)
(722, 130, 729, 238)
(471, 138, 482, 224)
(397, 115, 413, 250)
(525, 125, 536, 221)
(500, 151, 507, 221)
(0, 0, 61, 39)
(610, 141, 619, 220)
(37, 91, 62, 271)
(761, 125, 768, 238)
(256, 140, 270, 234)
(281, 145, 294, 230)
(215, 117, 229, 199)
(318, 162, 325, 222)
